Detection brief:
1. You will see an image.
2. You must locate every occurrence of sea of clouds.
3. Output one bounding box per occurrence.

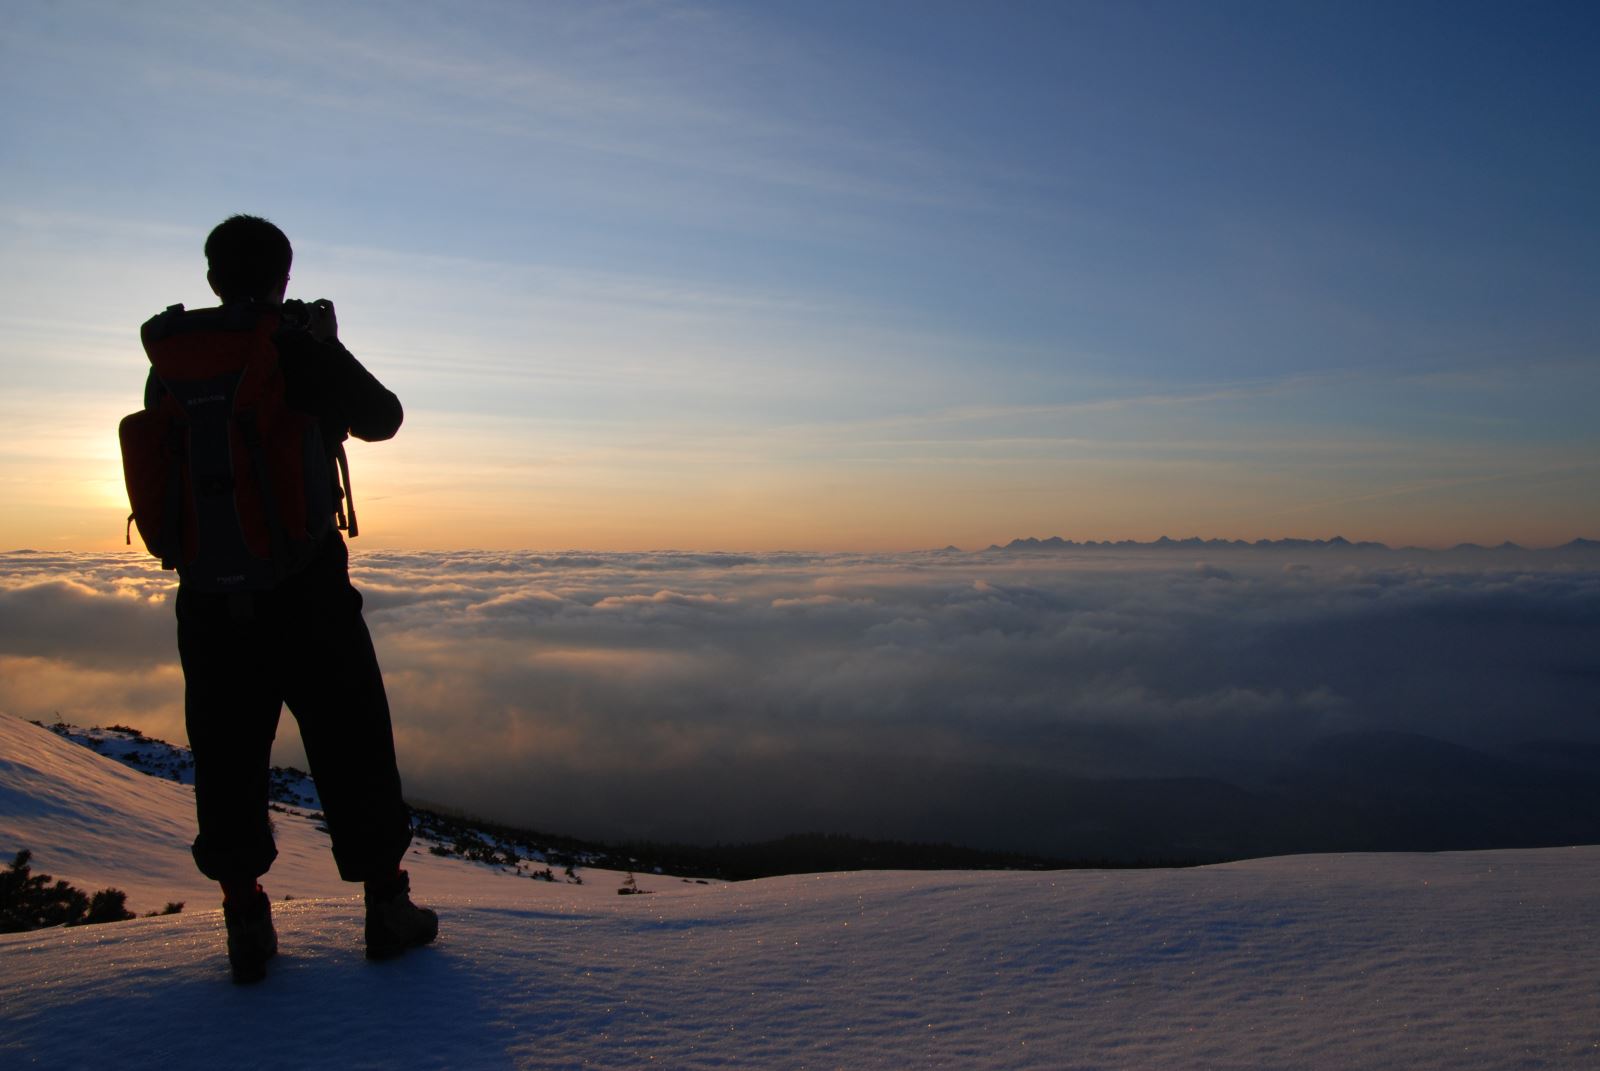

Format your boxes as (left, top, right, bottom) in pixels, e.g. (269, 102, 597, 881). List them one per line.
(2, 547, 1597, 851)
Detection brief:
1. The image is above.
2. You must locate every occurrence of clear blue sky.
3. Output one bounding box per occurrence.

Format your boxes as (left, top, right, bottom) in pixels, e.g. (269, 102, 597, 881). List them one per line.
(2, 0, 1596, 549)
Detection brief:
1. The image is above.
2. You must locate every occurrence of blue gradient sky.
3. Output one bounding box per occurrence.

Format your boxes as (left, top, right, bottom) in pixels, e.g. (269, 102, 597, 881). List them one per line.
(2, 1, 1596, 550)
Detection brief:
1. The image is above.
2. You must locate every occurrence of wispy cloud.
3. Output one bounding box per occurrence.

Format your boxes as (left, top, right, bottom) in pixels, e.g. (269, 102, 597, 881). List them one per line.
(91, 0, 989, 220)
(1273, 460, 1600, 517)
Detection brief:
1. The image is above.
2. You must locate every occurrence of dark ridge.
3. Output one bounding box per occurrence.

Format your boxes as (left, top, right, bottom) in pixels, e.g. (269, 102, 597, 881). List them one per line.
(41, 720, 1600, 878)
(604, 832, 1199, 882)
(1266, 732, 1600, 853)
(997, 535, 1600, 553)
(1513, 739, 1600, 772)
(997, 535, 1392, 552)
(37, 720, 1210, 881)
(407, 805, 1192, 881)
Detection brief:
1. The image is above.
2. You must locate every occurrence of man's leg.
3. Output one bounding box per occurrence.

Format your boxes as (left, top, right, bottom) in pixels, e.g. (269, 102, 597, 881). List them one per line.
(177, 590, 283, 982)
(281, 577, 435, 956)
(178, 593, 283, 883)
(281, 585, 412, 882)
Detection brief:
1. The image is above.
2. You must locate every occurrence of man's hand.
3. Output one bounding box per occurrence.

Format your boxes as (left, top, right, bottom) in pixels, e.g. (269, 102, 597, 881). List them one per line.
(307, 298, 338, 342)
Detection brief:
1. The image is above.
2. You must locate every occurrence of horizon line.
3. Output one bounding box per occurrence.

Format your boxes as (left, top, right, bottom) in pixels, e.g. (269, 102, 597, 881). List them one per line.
(10, 534, 1599, 558)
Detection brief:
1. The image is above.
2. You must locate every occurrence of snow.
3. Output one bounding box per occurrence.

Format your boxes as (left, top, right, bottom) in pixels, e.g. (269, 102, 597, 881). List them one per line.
(4, 713, 1600, 1069)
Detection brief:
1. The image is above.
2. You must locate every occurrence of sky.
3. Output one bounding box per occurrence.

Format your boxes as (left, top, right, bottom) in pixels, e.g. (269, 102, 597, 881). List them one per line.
(2, 0, 1597, 552)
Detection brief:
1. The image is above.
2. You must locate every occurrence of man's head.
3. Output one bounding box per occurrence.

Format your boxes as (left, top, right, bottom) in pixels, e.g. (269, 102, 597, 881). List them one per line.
(205, 215, 292, 303)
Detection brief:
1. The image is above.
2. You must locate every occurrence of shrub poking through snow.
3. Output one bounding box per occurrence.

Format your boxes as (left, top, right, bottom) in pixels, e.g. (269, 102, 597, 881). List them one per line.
(0, 850, 137, 932)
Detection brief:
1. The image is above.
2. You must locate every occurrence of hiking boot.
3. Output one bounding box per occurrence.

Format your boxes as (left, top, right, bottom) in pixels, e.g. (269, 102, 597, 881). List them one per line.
(223, 887, 278, 984)
(364, 869, 437, 960)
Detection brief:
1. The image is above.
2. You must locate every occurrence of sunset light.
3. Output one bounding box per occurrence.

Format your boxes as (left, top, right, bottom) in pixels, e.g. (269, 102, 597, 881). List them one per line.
(2, 5, 1599, 1062)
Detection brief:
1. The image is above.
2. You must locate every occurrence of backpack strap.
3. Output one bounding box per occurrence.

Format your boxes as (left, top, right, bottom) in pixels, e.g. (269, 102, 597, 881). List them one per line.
(157, 415, 186, 571)
(333, 442, 359, 538)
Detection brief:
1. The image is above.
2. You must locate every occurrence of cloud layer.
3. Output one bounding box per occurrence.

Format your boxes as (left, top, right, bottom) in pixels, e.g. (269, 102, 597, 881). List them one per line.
(4, 547, 1597, 852)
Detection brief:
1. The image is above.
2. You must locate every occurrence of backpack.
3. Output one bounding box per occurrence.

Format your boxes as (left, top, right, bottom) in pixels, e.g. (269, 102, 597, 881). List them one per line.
(119, 302, 356, 592)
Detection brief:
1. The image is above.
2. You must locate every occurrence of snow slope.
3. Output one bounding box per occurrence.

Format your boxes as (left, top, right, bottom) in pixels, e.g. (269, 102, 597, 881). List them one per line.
(3, 713, 1599, 1069)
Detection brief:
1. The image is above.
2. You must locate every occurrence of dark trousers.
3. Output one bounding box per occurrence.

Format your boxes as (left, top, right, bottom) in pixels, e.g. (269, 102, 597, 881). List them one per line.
(177, 539, 412, 883)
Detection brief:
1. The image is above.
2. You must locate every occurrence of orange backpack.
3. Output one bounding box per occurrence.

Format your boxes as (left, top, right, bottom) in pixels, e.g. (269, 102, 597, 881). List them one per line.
(120, 302, 353, 592)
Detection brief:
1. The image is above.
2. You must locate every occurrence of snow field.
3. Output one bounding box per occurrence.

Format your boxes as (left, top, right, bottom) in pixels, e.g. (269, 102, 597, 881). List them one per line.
(3, 715, 1599, 1069)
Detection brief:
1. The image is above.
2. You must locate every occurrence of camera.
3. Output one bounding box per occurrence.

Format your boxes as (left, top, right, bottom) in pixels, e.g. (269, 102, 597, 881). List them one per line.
(280, 298, 338, 341)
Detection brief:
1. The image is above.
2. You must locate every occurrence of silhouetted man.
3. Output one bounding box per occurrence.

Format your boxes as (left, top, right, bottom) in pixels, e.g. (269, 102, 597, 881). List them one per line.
(140, 215, 436, 982)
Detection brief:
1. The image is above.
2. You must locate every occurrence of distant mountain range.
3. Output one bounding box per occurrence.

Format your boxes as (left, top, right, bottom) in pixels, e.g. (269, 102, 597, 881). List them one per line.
(990, 535, 1600, 554)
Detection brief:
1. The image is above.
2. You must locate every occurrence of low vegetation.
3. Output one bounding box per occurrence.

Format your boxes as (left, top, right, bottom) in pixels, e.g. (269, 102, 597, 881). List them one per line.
(1, 850, 182, 934)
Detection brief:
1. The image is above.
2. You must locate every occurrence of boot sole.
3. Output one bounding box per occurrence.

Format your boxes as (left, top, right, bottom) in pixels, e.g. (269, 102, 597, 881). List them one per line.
(230, 947, 277, 984)
(366, 931, 437, 961)
(232, 963, 270, 984)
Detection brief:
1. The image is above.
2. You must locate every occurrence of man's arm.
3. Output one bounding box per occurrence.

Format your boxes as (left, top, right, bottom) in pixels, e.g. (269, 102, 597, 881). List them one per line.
(278, 331, 403, 443)
(327, 340, 404, 442)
